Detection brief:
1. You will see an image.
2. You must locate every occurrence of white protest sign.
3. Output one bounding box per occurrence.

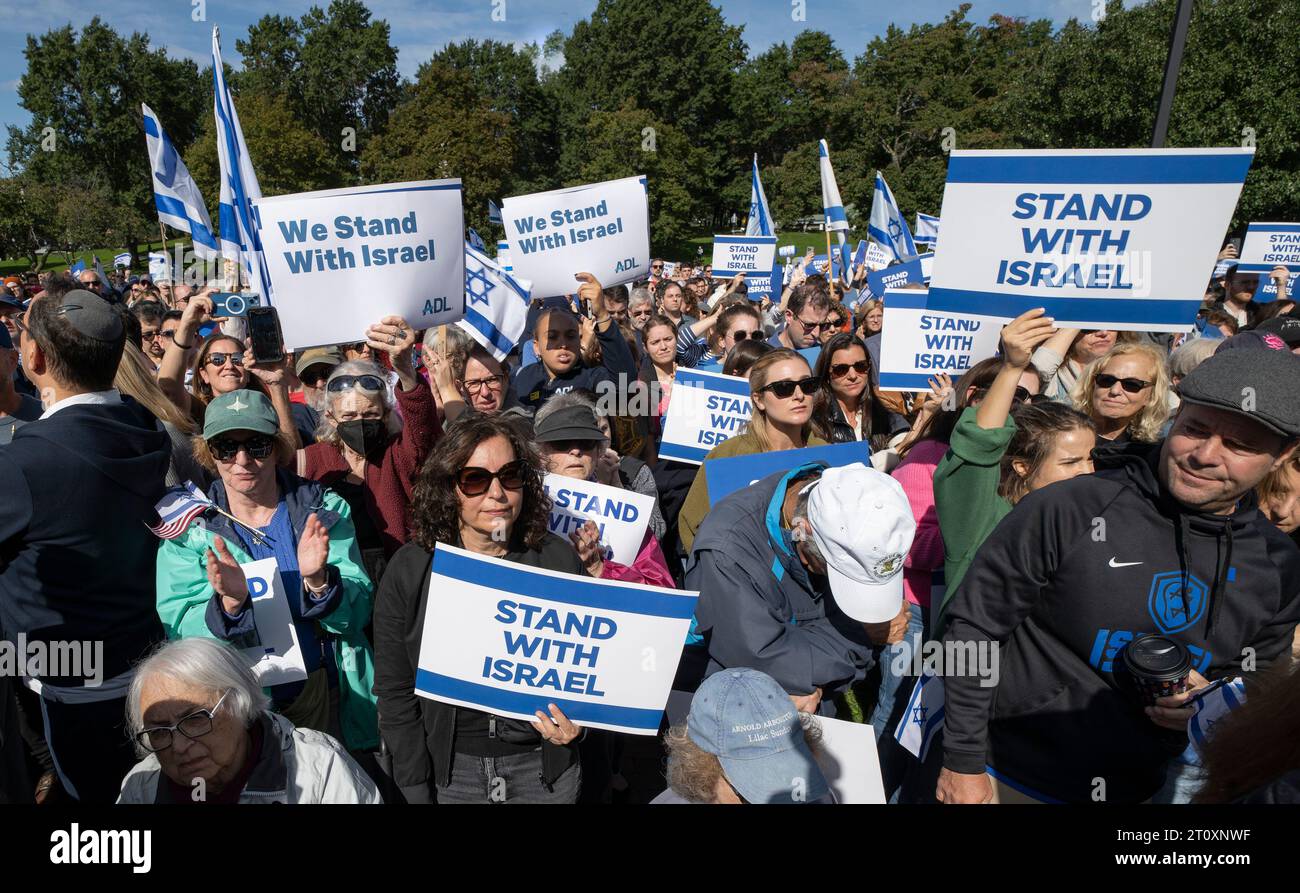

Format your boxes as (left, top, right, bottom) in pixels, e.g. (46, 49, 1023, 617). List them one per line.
(237, 558, 308, 687)
(712, 235, 777, 299)
(415, 544, 698, 735)
(1236, 223, 1300, 274)
(812, 715, 886, 804)
(254, 179, 465, 350)
(657, 368, 752, 465)
(495, 240, 513, 273)
(148, 251, 171, 282)
(877, 288, 1003, 392)
(928, 148, 1254, 332)
(502, 176, 650, 297)
(864, 241, 893, 271)
(542, 474, 654, 566)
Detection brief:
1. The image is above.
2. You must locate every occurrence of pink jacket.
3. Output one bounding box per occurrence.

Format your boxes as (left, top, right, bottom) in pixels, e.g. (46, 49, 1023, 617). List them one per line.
(601, 529, 675, 589)
(891, 439, 948, 608)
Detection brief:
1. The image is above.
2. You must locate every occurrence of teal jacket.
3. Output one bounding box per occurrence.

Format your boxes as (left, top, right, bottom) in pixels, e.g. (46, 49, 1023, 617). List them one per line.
(155, 471, 379, 751)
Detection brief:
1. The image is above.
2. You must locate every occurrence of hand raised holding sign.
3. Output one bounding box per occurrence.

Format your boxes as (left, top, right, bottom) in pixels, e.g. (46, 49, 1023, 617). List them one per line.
(531, 703, 582, 746)
(570, 520, 606, 578)
(207, 536, 250, 615)
(366, 315, 418, 390)
(576, 272, 613, 333)
(999, 308, 1056, 369)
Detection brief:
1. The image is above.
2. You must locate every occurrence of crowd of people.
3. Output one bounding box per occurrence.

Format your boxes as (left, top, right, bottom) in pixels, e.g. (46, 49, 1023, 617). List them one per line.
(0, 240, 1298, 806)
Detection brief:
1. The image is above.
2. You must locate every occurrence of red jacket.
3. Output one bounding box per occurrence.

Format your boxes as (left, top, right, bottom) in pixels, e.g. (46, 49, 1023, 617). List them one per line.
(300, 382, 440, 557)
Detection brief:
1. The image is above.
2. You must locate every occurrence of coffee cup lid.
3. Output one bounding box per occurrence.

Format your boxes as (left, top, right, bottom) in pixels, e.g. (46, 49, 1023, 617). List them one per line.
(1122, 634, 1191, 681)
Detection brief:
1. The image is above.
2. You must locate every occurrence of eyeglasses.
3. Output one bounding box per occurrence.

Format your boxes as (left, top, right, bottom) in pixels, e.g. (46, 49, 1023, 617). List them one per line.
(456, 460, 529, 497)
(631, 307, 652, 317)
(830, 360, 870, 378)
(796, 317, 833, 333)
(327, 374, 385, 393)
(207, 352, 244, 368)
(141, 330, 162, 341)
(135, 690, 231, 753)
(1013, 386, 1033, 404)
(543, 438, 600, 453)
(760, 377, 818, 399)
(208, 433, 276, 461)
(461, 374, 506, 395)
(651, 264, 664, 270)
(1094, 373, 1152, 394)
(728, 329, 766, 342)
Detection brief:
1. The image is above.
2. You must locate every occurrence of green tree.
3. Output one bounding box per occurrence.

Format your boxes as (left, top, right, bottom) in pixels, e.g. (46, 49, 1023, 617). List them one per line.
(0, 176, 66, 270)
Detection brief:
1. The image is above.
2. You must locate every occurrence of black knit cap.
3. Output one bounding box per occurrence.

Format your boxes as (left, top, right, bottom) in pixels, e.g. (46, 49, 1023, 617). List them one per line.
(1177, 347, 1300, 439)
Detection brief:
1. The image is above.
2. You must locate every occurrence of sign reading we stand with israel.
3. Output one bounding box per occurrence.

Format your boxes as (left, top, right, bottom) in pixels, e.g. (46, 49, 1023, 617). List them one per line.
(927, 148, 1254, 332)
(705, 441, 873, 506)
(542, 473, 654, 566)
(1236, 223, 1300, 274)
(877, 287, 1004, 391)
(254, 178, 465, 350)
(502, 175, 650, 297)
(712, 235, 778, 300)
(414, 544, 697, 735)
(657, 368, 752, 465)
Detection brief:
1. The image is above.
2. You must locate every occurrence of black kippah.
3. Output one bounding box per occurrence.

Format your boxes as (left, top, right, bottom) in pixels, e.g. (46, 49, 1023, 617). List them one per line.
(56, 290, 124, 342)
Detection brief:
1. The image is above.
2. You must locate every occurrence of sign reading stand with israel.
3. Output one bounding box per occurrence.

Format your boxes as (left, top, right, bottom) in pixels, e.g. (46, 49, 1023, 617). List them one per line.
(414, 544, 698, 735)
(542, 473, 654, 566)
(502, 175, 650, 298)
(877, 288, 1003, 391)
(1237, 223, 1300, 274)
(254, 178, 465, 350)
(927, 148, 1254, 332)
(657, 368, 752, 465)
(712, 235, 778, 300)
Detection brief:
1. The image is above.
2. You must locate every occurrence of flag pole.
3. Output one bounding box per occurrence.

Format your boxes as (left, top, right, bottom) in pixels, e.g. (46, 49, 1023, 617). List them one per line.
(825, 223, 836, 303)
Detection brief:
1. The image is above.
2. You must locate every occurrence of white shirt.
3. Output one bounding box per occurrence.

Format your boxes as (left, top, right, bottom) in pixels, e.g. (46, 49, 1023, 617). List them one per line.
(39, 389, 122, 420)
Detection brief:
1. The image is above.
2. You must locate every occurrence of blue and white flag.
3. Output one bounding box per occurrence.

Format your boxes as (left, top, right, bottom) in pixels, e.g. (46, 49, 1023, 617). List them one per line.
(745, 154, 773, 237)
(141, 102, 219, 260)
(467, 227, 486, 252)
(487, 199, 503, 226)
(458, 243, 532, 362)
(915, 212, 940, 245)
(894, 670, 944, 761)
(148, 481, 212, 539)
(818, 140, 849, 233)
(212, 27, 272, 300)
(93, 256, 114, 294)
(869, 171, 918, 261)
(114, 252, 132, 268)
(69, 260, 86, 274)
(1185, 676, 1246, 764)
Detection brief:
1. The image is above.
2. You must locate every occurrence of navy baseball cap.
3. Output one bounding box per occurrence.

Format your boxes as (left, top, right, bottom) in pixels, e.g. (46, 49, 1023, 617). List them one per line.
(687, 668, 830, 804)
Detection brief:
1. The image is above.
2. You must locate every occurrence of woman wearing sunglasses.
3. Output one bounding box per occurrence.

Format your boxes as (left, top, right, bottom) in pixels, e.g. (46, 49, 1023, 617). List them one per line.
(677, 348, 829, 553)
(298, 316, 438, 577)
(811, 332, 909, 451)
(373, 414, 587, 803)
(155, 389, 380, 762)
(1070, 341, 1171, 446)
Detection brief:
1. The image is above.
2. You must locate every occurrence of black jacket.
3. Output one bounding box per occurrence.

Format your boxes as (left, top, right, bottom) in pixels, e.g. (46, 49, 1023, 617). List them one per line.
(822, 395, 909, 451)
(0, 399, 170, 684)
(372, 535, 587, 801)
(508, 319, 637, 413)
(942, 440, 1300, 802)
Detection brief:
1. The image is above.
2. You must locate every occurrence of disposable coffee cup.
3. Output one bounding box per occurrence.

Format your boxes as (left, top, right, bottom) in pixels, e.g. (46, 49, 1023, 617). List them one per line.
(1121, 635, 1192, 705)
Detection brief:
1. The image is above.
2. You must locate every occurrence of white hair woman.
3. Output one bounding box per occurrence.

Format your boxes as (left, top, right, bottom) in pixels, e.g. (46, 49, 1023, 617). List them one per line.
(1070, 341, 1172, 445)
(119, 638, 381, 804)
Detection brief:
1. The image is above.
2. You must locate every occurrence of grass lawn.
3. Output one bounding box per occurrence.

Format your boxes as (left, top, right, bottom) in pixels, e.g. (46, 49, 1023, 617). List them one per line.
(0, 240, 181, 276)
(680, 230, 861, 263)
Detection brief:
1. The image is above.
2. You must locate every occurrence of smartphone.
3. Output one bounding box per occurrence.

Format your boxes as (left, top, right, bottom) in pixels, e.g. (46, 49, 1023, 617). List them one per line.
(247, 306, 285, 364)
(210, 291, 261, 317)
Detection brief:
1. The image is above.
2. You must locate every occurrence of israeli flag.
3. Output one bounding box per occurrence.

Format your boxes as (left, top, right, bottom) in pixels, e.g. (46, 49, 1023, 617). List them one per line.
(488, 199, 503, 226)
(467, 227, 486, 252)
(458, 243, 533, 362)
(915, 212, 940, 245)
(141, 102, 219, 260)
(212, 26, 272, 300)
(114, 252, 132, 268)
(894, 669, 945, 762)
(869, 171, 918, 261)
(818, 140, 849, 233)
(69, 260, 86, 274)
(1184, 676, 1246, 765)
(745, 154, 773, 237)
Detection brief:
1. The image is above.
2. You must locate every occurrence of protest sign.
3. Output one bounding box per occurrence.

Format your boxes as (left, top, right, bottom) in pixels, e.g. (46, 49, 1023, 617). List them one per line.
(495, 240, 513, 272)
(658, 368, 752, 465)
(414, 544, 698, 734)
(1255, 272, 1298, 303)
(877, 288, 1003, 391)
(1236, 223, 1300, 274)
(237, 558, 308, 687)
(113, 252, 132, 269)
(705, 441, 873, 506)
(813, 715, 886, 804)
(918, 251, 934, 282)
(927, 148, 1254, 331)
(542, 473, 654, 566)
(148, 250, 171, 282)
(712, 234, 778, 300)
(866, 257, 925, 296)
(502, 175, 650, 297)
(254, 179, 465, 350)
(864, 241, 893, 271)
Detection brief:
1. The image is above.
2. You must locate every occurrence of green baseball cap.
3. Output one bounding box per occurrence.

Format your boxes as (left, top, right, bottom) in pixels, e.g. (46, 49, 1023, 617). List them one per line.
(203, 389, 278, 440)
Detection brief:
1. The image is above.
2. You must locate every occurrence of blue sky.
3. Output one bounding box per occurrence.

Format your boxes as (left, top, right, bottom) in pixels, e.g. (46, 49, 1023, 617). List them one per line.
(0, 0, 1123, 136)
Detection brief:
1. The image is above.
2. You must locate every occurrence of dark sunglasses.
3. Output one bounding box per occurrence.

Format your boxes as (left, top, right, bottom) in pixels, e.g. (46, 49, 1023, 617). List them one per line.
(797, 318, 833, 333)
(830, 360, 870, 378)
(456, 460, 529, 497)
(208, 434, 275, 461)
(327, 374, 385, 393)
(1094, 373, 1152, 394)
(761, 377, 818, 399)
(206, 352, 244, 368)
(544, 438, 601, 453)
(729, 329, 766, 341)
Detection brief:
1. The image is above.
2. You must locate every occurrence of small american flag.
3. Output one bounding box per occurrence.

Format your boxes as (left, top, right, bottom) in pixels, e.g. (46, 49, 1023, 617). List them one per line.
(148, 481, 212, 539)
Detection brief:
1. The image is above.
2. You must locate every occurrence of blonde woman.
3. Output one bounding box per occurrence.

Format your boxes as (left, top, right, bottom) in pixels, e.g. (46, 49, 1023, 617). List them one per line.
(1070, 341, 1171, 444)
(115, 342, 208, 487)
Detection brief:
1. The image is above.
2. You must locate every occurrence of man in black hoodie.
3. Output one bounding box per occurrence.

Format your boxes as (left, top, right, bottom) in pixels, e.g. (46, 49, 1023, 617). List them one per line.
(0, 280, 170, 802)
(937, 348, 1300, 804)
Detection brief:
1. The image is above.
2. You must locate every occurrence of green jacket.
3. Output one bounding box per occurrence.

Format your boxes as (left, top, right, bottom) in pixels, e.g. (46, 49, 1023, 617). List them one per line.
(932, 406, 1016, 632)
(155, 472, 379, 751)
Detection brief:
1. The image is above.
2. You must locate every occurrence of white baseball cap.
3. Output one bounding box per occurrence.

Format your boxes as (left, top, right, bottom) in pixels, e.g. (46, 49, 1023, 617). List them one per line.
(806, 463, 916, 623)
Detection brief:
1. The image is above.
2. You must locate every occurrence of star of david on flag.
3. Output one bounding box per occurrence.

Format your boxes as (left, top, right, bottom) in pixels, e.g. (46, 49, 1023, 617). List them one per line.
(458, 243, 532, 362)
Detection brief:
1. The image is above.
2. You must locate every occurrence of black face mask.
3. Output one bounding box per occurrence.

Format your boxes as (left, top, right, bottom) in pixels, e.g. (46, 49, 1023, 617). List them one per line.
(337, 419, 387, 458)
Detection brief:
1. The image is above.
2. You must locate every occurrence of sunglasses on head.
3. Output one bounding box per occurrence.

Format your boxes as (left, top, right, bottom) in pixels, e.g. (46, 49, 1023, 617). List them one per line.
(456, 460, 528, 497)
(208, 433, 275, 461)
(327, 374, 385, 393)
(830, 360, 870, 378)
(207, 352, 244, 368)
(1094, 373, 1152, 393)
(760, 377, 818, 399)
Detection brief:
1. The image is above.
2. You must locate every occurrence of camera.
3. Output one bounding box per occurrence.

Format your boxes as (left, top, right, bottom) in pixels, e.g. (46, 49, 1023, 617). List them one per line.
(210, 292, 262, 317)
